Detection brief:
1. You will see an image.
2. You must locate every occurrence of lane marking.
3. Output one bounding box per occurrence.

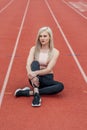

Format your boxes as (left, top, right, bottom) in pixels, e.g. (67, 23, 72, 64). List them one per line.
(68, 1, 87, 12)
(0, 0, 30, 108)
(45, 0, 87, 83)
(62, 0, 87, 20)
(0, 0, 14, 13)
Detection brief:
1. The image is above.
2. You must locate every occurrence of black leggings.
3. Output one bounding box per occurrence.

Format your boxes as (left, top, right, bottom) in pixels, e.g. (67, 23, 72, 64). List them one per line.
(29, 61, 64, 95)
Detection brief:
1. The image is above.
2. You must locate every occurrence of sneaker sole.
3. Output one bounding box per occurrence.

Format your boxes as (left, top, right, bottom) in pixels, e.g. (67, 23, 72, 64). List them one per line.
(14, 87, 30, 96)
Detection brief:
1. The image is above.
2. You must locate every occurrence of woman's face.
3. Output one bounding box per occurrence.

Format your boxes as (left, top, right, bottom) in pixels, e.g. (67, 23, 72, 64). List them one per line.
(39, 31, 50, 46)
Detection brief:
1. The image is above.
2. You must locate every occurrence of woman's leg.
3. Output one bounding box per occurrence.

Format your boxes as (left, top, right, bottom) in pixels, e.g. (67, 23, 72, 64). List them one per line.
(15, 61, 40, 97)
(30, 61, 41, 106)
(29, 61, 40, 94)
(38, 74, 64, 95)
(39, 81, 64, 95)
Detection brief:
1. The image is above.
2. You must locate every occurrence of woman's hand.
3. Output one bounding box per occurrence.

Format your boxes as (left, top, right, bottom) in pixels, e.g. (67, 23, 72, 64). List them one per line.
(28, 71, 37, 80)
(31, 76, 39, 87)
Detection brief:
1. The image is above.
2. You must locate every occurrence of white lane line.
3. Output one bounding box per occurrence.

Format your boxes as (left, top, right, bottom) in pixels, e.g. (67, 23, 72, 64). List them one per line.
(68, 1, 87, 12)
(0, 0, 14, 13)
(0, 0, 30, 108)
(45, 0, 87, 83)
(62, 0, 87, 20)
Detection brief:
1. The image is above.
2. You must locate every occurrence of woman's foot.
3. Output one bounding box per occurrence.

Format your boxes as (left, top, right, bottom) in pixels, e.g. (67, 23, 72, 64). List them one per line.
(32, 93, 41, 107)
(14, 87, 30, 97)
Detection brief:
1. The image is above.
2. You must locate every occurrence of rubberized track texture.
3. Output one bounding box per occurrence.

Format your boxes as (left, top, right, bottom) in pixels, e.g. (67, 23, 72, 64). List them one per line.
(0, 0, 87, 130)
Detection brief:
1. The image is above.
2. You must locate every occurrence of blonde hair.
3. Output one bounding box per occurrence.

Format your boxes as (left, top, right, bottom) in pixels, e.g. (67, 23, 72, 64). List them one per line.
(34, 27, 54, 60)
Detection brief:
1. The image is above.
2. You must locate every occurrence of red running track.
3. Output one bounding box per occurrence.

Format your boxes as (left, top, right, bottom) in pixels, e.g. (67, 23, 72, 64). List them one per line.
(0, 0, 87, 130)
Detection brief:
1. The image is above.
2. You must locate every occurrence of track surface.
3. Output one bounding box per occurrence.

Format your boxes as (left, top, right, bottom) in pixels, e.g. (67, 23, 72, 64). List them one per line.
(0, 0, 87, 130)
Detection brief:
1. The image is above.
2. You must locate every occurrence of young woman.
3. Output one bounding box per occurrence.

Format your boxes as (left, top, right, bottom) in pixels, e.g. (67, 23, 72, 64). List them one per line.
(14, 27, 64, 107)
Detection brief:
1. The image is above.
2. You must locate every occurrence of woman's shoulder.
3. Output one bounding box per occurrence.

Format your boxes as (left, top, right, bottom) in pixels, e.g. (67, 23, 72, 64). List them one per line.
(30, 46, 35, 52)
(30, 46, 35, 50)
(53, 48, 60, 55)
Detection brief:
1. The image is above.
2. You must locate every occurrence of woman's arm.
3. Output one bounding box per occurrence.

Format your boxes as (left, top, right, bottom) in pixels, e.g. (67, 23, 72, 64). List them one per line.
(35, 48, 59, 76)
(26, 46, 36, 79)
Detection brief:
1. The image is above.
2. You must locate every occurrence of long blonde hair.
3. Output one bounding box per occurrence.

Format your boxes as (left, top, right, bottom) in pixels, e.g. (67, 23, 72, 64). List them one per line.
(34, 27, 54, 60)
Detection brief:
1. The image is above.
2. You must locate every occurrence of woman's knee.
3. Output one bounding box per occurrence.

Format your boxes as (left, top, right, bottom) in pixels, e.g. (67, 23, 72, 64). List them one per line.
(60, 82, 64, 90)
(56, 82, 64, 93)
(31, 61, 40, 71)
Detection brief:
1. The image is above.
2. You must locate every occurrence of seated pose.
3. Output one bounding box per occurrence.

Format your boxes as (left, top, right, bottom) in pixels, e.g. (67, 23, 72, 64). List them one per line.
(14, 27, 64, 107)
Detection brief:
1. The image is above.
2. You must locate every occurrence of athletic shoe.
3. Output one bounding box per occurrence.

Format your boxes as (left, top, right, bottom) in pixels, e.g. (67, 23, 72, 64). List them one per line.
(32, 93, 41, 107)
(14, 87, 30, 97)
